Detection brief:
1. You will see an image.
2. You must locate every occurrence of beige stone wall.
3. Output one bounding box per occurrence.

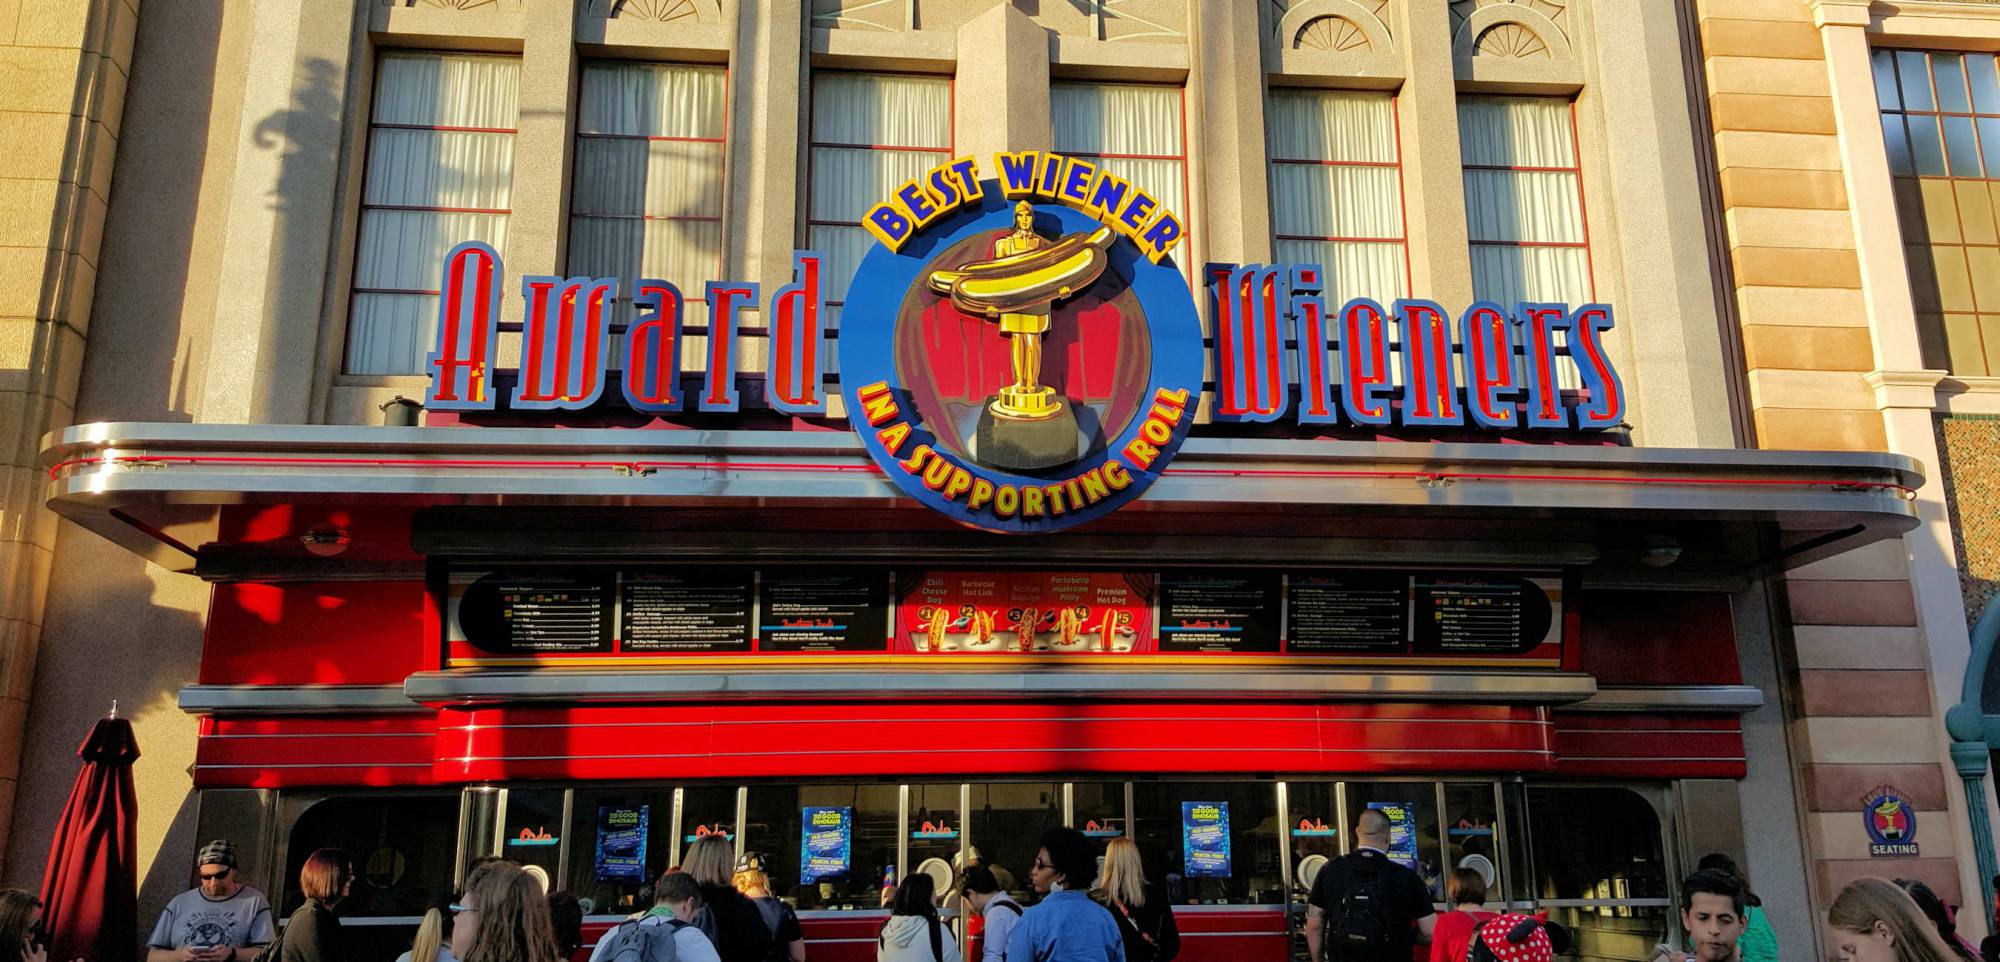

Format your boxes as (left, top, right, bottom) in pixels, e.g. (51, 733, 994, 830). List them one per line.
(1693, 0, 1990, 945)
(0, 0, 147, 880)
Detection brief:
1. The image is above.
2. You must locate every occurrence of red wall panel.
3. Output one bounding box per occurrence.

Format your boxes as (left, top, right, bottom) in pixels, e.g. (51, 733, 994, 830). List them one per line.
(430, 701, 1556, 783)
(1551, 711, 1745, 778)
(201, 580, 431, 685)
(1578, 591, 1739, 686)
(193, 714, 439, 788)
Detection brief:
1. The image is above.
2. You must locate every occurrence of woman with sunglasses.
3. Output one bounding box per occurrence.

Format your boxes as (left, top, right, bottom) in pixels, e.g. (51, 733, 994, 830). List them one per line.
(0, 889, 81, 962)
(450, 860, 563, 962)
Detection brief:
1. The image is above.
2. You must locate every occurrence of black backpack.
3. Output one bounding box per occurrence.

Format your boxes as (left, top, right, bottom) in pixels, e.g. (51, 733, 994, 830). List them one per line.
(1325, 855, 1392, 962)
(753, 898, 792, 962)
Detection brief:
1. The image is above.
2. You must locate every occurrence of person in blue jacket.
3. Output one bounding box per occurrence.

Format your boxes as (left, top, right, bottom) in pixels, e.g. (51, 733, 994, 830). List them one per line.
(1006, 828, 1124, 962)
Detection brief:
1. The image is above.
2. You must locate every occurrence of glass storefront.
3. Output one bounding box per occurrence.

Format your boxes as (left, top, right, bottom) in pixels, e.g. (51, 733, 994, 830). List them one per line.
(272, 779, 1676, 962)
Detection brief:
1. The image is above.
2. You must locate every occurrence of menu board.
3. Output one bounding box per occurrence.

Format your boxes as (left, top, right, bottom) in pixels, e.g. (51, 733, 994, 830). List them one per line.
(1287, 573, 1410, 653)
(899, 571, 1154, 653)
(455, 572, 614, 654)
(443, 564, 1563, 666)
(621, 571, 754, 652)
(1412, 575, 1553, 656)
(759, 572, 891, 652)
(1158, 574, 1281, 653)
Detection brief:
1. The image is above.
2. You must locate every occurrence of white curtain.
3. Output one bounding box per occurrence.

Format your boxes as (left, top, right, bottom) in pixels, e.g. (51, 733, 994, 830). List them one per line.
(808, 73, 953, 307)
(1458, 95, 1591, 388)
(568, 62, 728, 312)
(1267, 89, 1406, 306)
(346, 53, 520, 376)
(1053, 83, 1188, 222)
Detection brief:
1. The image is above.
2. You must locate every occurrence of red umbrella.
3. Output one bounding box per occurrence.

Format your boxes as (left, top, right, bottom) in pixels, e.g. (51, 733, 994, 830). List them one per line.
(38, 705, 138, 962)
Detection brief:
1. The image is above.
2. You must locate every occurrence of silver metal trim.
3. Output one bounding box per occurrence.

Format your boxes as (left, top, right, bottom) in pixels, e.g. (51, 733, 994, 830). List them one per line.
(40, 422, 1923, 574)
(179, 685, 418, 713)
(1570, 686, 1765, 712)
(400, 669, 1598, 705)
(35, 421, 1926, 482)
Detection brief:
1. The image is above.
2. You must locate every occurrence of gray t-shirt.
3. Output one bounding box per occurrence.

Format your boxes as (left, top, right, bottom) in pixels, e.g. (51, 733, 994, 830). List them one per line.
(148, 886, 276, 950)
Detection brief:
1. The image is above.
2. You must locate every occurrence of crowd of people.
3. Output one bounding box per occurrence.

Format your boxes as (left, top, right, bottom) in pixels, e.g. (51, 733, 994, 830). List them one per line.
(92, 814, 2000, 962)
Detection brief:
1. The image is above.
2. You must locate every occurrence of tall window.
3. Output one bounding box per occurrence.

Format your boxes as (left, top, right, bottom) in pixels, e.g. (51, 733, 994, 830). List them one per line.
(1267, 89, 1409, 304)
(1877, 49, 2000, 375)
(1052, 82, 1189, 271)
(807, 73, 953, 325)
(345, 53, 519, 376)
(568, 62, 727, 312)
(1459, 95, 1592, 386)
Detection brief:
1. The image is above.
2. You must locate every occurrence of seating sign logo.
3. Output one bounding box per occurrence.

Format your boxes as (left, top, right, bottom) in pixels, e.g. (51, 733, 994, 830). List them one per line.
(838, 150, 1204, 534)
(1863, 784, 1919, 857)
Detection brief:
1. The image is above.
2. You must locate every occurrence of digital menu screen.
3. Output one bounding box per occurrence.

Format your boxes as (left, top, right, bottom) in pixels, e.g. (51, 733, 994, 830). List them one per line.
(1158, 574, 1281, 653)
(620, 571, 754, 652)
(758, 572, 892, 652)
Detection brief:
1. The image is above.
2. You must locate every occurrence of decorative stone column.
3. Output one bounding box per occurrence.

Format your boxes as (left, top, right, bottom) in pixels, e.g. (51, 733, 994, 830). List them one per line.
(0, 0, 140, 873)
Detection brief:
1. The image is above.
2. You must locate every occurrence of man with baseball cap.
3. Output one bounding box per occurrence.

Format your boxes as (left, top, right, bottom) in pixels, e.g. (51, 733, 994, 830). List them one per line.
(147, 839, 274, 962)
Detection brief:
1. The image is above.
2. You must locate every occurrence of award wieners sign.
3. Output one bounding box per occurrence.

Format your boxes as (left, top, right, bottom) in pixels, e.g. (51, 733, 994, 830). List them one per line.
(418, 149, 1628, 533)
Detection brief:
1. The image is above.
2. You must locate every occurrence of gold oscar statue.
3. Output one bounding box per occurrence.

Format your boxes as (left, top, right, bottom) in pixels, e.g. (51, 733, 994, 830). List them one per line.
(927, 202, 1115, 469)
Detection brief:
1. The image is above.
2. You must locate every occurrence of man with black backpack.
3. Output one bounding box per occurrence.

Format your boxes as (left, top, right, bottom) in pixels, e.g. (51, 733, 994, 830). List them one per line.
(1305, 810, 1436, 962)
(589, 872, 724, 962)
(961, 864, 1023, 962)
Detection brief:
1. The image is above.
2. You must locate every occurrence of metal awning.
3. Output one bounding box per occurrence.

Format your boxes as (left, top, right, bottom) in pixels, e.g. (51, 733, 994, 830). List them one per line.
(41, 421, 1921, 580)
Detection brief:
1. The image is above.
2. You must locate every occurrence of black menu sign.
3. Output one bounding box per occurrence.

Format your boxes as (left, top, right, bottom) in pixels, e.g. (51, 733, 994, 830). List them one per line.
(758, 572, 892, 652)
(1287, 573, 1411, 652)
(1158, 574, 1281, 653)
(1412, 576, 1553, 655)
(620, 571, 754, 652)
(457, 572, 614, 653)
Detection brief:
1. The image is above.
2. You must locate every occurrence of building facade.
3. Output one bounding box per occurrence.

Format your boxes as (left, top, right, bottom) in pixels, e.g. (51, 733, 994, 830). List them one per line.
(0, 1, 1989, 960)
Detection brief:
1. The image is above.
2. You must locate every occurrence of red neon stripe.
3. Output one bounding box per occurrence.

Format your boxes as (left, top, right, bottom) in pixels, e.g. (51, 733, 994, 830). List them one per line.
(45, 453, 1917, 499)
(48, 455, 886, 478)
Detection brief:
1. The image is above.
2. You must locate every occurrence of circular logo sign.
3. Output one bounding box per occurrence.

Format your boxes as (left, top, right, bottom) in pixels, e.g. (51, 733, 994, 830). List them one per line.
(1863, 785, 1918, 855)
(840, 182, 1202, 533)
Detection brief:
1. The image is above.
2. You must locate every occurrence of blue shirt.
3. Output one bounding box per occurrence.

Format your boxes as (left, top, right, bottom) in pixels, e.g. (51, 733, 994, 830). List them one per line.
(1004, 890, 1125, 962)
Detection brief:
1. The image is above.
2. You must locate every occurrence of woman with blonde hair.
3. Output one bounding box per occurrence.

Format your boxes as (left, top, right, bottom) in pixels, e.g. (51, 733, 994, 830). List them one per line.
(449, 861, 561, 962)
(1091, 838, 1179, 962)
(396, 892, 458, 962)
(734, 862, 805, 962)
(1830, 877, 1960, 962)
(684, 836, 774, 962)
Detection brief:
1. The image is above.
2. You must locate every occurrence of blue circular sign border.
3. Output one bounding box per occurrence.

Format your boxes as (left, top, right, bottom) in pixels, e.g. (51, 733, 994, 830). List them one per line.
(838, 183, 1204, 534)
